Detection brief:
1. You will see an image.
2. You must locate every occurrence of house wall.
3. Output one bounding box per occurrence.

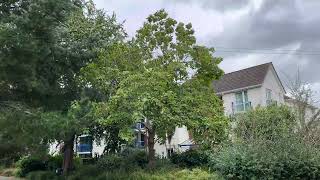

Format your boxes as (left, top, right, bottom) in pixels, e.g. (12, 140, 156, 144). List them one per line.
(49, 137, 106, 157)
(91, 139, 105, 156)
(222, 87, 263, 115)
(154, 126, 190, 157)
(221, 67, 286, 115)
(261, 67, 285, 105)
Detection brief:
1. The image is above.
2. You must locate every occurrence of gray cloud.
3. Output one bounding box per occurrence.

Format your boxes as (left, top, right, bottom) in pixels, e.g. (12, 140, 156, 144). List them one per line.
(94, 0, 320, 99)
(208, 0, 320, 86)
(174, 0, 250, 12)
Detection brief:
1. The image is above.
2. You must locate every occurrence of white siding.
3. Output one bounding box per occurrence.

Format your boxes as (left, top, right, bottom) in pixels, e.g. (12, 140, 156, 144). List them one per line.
(91, 139, 105, 156)
(154, 126, 190, 157)
(221, 93, 234, 115)
(222, 87, 263, 115)
(221, 67, 285, 115)
(261, 67, 285, 105)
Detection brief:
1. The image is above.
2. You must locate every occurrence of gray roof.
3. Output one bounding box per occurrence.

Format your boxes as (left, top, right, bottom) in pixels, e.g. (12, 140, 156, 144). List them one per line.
(213, 63, 272, 93)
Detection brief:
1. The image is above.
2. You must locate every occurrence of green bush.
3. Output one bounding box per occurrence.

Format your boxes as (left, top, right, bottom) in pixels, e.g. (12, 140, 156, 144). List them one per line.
(97, 148, 148, 171)
(233, 105, 295, 143)
(26, 171, 61, 180)
(209, 105, 320, 179)
(73, 156, 83, 169)
(170, 150, 210, 168)
(67, 165, 101, 180)
(120, 148, 148, 168)
(15, 156, 46, 177)
(96, 154, 124, 171)
(46, 155, 63, 171)
(210, 138, 320, 179)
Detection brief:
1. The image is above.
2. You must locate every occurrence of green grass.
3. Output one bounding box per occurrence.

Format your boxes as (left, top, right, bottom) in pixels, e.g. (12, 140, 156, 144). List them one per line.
(66, 167, 223, 180)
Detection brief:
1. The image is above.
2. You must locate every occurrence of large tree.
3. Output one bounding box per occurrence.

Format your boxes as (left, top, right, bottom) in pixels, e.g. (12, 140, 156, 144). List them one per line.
(82, 10, 228, 167)
(0, 0, 125, 173)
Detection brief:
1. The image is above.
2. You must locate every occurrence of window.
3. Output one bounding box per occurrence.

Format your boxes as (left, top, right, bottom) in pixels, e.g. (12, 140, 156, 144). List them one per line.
(78, 136, 93, 153)
(136, 133, 145, 148)
(266, 89, 272, 105)
(234, 91, 250, 112)
(167, 148, 174, 157)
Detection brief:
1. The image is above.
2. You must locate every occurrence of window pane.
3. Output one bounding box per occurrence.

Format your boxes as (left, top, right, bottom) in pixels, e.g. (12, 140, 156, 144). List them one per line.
(244, 91, 248, 102)
(266, 89, 272, 100)
(235, 92, 243, 104)
(236, 103, 244, 111)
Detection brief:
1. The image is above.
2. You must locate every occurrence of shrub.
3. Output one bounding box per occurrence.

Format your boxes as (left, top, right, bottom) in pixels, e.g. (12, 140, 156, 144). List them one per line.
(121, 148, 148, 168)
(209, 106, 320, 179)
(96, 154, 124, 171)
(154, 158, 176, 170)
(46, 155, 63, 171)
(26, 171, 60, 180)
(15, 156, 46, 177)
(73, 156, 83, 169)
(233, 105, 296, 143)
(170, 150, 210, 168)
(210, 140, 320, 179)
(67, 165, 101, 180)
(97, 148, 148, 171)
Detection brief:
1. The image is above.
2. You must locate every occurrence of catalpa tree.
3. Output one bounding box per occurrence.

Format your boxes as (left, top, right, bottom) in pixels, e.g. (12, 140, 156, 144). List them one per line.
(82, 10, 228, 167)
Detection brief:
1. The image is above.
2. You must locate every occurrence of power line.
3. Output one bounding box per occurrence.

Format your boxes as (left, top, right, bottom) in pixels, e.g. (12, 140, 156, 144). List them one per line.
(214, 46, 320, 53)
(215, 50, 320, 56)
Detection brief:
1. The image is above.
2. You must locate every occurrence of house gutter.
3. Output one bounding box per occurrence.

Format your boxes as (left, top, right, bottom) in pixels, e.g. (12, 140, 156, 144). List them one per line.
(216, 84, 262, 96)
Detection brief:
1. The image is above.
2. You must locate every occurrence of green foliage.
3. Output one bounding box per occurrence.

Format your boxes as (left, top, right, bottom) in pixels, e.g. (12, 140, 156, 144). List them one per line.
(69, 167, 218, 180)
(81, 10, 228, 166)
(96, 148, 148, 171)
(15, 156, 46, 177)
(0, 102, 48, 166)
(73, 156, 83, 170)
(210, 105, 320, 179)
(0, 0, 125, 170)
(211, 140, 320, 179)
(99, 168, 218, 180)
(170, 150, 210, 168)
(120, 148, 148, 168)
(26, 171, 61, 180)
(68, 164, 101, 180)
(96, 154, 123, 171)
(46, 155, 63, 171)
(233, 105, 296, 143)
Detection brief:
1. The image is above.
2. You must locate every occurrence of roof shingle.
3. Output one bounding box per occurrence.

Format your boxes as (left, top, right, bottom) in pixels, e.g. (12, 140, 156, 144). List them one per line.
(213, 63, 272, 93)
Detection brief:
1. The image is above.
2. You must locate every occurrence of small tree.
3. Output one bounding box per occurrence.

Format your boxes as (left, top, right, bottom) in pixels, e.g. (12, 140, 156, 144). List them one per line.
(285, 70, 320, 143)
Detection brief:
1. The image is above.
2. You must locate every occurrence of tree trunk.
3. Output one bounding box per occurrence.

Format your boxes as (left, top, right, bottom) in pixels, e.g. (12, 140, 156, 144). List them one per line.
(147, 130, 156, 169)
(62, 135, 75, 175)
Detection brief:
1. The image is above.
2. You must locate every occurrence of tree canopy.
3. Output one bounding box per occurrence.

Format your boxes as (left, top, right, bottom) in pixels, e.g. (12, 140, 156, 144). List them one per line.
(0, 0, 125, 173)
(81, 9, 228, 167)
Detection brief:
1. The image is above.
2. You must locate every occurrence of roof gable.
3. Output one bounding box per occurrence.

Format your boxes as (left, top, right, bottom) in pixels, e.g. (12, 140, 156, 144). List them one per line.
(213, 63, 272, 94)
(265, 64, 286, 93)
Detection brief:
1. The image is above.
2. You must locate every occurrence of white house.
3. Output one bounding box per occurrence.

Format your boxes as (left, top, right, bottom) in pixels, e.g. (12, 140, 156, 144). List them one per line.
(213, 62, 286, 115)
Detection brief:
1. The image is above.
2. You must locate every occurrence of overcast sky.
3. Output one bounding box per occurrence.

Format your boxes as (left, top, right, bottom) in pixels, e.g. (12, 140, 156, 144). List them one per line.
(94, 0, 320, 99)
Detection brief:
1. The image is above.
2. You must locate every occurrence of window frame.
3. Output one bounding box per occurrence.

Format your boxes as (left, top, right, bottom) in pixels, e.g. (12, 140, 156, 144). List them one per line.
(234, 91, 249, 112)
(266, 88, 272, 105)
